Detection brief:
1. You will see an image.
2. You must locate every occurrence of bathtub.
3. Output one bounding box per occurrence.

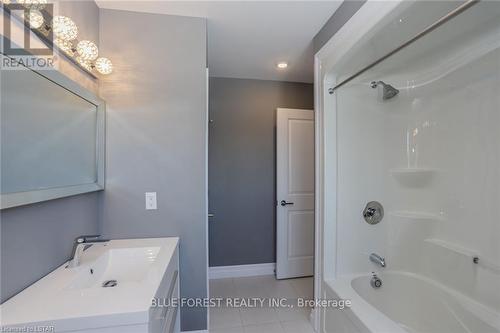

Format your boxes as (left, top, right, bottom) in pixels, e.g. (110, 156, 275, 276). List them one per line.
(323, 271, 500, 333)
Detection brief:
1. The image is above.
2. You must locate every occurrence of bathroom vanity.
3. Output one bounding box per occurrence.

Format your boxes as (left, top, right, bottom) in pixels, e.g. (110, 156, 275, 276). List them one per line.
(0, 237, 180, 333)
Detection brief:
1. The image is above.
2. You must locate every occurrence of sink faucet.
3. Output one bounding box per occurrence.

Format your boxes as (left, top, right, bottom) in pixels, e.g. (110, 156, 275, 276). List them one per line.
(369, 253, 386, 268)
(67, 235, 109, 268)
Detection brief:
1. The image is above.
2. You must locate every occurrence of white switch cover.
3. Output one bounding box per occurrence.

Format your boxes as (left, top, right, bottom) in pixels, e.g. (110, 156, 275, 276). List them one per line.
(145, 192, 157, 210)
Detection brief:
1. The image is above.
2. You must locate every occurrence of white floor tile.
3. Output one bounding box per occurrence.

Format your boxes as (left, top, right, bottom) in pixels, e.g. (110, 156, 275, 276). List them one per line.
(209, 306, 242, 329)
(233, 275, 277, 298)
(240, 307, 280, 326)
(210, 326, 245, 333)
(210, 278, 237, 298)
(243, 322, 285, 333)
(289, 277, 314, 299)
(268, 279, 299, 298)
(280, 320, 315, 333)
(209, 275, 314, 332)
(275, 305, 310, 323)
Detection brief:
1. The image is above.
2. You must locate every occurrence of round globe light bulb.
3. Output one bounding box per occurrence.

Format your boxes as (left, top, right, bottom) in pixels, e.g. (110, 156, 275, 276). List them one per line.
(76, 57, 93, 72)
(95, 57, 113, 75)
(18, 0, 47, 10)
(76, 40, 98, 61)
(54, 38, 75, 56)
(28, 10, 44, 29)
(52, 15, 78, 41)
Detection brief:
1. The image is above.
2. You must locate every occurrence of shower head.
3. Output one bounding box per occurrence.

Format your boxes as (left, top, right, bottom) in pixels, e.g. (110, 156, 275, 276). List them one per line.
(371, 81, 399, 100)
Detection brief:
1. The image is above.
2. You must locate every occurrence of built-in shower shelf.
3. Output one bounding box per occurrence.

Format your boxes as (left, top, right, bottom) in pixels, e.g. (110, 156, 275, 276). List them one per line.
(424, 238, 478, 257)
(390, 211, 444, 221)
(390, 168, 436, 187)
(425, 239, 500, 274)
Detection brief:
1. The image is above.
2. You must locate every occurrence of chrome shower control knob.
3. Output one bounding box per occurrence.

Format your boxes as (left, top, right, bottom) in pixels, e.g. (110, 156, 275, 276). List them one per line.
(363, 201, 384, 225)
(364, 207, 376, 218)
(370, 273, 382, 289)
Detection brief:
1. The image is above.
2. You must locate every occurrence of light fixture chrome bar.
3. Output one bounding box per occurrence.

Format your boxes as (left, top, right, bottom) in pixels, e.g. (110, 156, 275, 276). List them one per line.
(328, 0, 480, 95)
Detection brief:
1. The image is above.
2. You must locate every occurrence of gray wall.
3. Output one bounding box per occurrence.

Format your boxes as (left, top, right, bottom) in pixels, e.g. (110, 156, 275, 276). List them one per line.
(0, 0, 101, 304)
(208, 78, 313, 267)
(0, 194, 99, 302)
(313, 0, 366, 53)
(98, 9, 208, 331)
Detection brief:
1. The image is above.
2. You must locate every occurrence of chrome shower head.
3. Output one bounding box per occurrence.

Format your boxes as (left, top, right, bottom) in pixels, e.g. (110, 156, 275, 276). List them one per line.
(371, 81, 399, 100)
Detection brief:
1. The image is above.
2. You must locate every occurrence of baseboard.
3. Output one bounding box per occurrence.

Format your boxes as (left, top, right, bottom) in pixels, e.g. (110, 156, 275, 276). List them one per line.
(181, 330, 208, 333)
(209, 263, 276, 279)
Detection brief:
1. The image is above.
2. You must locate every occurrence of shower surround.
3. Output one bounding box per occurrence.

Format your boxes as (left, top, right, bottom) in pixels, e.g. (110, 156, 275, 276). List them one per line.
(314, 1, 500, 332)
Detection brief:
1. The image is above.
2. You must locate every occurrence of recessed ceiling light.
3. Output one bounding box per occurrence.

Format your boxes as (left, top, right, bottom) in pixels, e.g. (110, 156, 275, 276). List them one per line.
(277, 62, 288, 69)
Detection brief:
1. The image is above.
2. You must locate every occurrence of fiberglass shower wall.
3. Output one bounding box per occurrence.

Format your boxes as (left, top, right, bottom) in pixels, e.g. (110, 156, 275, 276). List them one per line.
(334, 1, 500, 312)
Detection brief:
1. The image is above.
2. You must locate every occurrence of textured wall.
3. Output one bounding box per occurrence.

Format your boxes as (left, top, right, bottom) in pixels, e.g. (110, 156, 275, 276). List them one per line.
(98, 8, 208, 331)
(208, 77, 313, 267)
(0, 0, 101, 303)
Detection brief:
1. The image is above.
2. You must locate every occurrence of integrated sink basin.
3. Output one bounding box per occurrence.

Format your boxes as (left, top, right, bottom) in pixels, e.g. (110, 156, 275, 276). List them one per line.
(1, 237, 180, 333)
(65, 246, 161, 289)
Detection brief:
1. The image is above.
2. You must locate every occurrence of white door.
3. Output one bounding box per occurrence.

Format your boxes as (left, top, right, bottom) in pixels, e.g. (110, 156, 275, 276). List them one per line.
(276, 108, 315, 279)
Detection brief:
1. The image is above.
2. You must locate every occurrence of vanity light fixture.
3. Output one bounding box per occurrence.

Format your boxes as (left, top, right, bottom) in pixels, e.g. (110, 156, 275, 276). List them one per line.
(277, 62, 288, 69)
(1, 1, 114, 76)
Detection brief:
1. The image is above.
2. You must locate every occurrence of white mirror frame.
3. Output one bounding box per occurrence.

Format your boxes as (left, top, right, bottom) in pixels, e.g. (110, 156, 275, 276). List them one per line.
(0, 55, 106, 210)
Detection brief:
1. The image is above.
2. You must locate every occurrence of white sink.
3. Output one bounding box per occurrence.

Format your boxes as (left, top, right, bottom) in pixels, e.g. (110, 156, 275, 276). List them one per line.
(0, 237, 179, 332)
(66, 246, 161, 289)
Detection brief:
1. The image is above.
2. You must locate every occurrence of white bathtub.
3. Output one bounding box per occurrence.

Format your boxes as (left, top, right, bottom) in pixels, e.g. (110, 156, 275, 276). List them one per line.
(323, 271, 500, 333)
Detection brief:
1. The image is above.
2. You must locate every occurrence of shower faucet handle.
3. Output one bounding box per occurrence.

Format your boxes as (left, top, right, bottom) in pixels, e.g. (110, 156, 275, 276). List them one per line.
(363, 201, 384, 225)
(364, 207, 376, 218)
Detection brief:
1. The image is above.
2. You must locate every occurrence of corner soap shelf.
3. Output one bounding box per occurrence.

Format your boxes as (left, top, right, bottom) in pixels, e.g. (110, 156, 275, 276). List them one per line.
(390, 168, 436, 187)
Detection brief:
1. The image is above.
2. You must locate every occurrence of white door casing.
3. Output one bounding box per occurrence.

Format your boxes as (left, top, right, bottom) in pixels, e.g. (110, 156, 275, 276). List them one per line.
(276, 108, 315, 279)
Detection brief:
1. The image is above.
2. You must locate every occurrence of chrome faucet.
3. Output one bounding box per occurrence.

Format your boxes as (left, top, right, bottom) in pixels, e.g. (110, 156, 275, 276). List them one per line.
(369, 253, 386, 268)
(67, 235, 109, 268)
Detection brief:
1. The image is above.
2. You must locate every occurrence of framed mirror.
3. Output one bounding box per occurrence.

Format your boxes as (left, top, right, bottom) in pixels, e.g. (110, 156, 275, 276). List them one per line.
(1, 55, 105, 209)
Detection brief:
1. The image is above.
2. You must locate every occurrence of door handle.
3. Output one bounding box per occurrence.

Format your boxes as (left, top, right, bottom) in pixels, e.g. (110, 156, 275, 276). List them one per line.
(280, 200, 294, 207)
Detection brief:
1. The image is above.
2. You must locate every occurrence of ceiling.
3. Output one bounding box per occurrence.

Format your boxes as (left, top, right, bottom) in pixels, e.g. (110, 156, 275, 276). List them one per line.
(95, 1, 342, 83)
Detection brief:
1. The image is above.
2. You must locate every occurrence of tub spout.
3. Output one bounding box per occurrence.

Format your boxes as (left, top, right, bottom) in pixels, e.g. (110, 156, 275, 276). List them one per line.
(370, 253, 386, 267)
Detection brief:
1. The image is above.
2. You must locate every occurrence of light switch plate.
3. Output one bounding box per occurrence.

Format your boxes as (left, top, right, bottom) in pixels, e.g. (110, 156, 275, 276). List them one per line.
(145, 192, 157, 210)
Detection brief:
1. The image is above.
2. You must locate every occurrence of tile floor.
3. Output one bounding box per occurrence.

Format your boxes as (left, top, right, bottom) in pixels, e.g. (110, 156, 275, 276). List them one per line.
(209, 275, 314, 333)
